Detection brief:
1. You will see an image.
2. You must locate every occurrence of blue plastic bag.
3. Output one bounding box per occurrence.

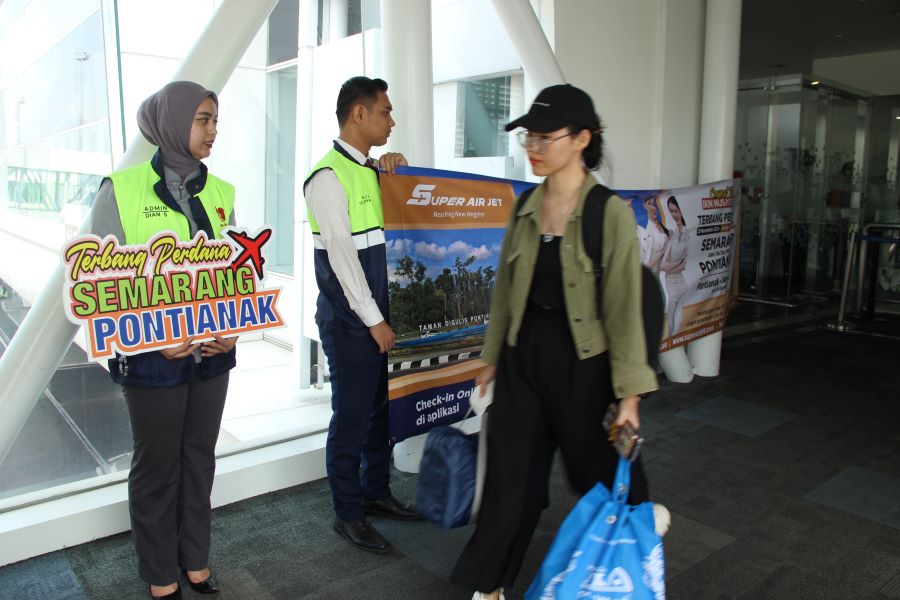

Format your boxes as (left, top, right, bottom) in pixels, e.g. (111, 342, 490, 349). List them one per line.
(525, 458, 665, 599)
(416, 424, 478, 529)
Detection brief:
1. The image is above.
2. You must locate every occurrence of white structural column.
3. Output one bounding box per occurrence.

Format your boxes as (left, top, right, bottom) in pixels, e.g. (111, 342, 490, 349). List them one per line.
(491, 0, 565, 94)
(381, 0, 434, 472)
(655, 0, 706, 384)
(689, 0, 742, 377)
(293, 0, 319, 389)
(327, 0, 348, 42)
(0, 0, 279, 465)
(380, 0, 434, 167)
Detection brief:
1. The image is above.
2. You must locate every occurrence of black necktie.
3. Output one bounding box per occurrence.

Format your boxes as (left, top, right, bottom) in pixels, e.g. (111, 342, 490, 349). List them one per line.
(364, 157, 379, 180)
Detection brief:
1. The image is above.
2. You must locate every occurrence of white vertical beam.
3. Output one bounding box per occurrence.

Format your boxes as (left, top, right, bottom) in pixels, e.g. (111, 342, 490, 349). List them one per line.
(687, 0, 742, 377)
(697, 0, 741, 184)
(294, 0, 319, 389)
(0, 78, 7, 210)
(0, 0, 279, 465)
(328, 0, 348, 42)
(381, 0, 433, 471)
(380, 0, 434, 166)
(491, 0, 565, 96)
(100, 0, 125, 167)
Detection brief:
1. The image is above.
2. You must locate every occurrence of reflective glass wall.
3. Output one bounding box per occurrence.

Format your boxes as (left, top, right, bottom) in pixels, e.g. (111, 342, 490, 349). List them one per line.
(0, 0, 121, 501)
(864, 95, 900, 308)
(0, 0, 112, 222)
(735, 75, 872, 304)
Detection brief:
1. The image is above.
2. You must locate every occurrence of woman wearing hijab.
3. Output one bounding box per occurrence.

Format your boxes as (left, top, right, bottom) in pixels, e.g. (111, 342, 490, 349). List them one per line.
(89, 81, 235, 599)
(451, 84, 657, 600)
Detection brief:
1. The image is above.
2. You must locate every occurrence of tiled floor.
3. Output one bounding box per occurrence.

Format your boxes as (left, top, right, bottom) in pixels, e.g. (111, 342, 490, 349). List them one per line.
(675, 396, 796, 437)
(806, 467, 900, 531)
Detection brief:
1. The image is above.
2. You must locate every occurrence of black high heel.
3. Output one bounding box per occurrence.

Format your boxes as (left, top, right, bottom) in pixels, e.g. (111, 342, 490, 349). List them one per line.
(181, 569, 221, 594)
(149, 586, 181, 599)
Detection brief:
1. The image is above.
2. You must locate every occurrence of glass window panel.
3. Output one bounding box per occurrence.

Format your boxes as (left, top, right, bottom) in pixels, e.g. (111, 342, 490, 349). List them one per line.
(268, 0, 299, 65)
(865, 98, 900, 224)
(0, 281, 127, 501)
(317, 0, 361, 45)
(457, 76, 511, 158)
(2, 12, 108, 149)
(265, 66, 298, 274)
(0, 2, 120, 503)
(1, 7, 111, 223)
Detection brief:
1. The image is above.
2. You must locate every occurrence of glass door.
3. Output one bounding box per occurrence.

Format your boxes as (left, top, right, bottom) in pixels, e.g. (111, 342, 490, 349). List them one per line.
(734, 78, 771, 298)
(734, 75, 871, 305)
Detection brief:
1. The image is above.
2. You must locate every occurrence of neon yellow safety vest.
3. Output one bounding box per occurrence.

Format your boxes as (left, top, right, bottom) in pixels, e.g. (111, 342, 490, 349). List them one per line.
(306, 148, 383, 237)
(304, 146, 388, 333)
(108, 161, 234, 245)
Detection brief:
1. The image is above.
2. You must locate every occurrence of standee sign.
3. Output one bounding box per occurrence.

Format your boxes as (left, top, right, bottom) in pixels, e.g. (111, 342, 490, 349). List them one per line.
(62, 227, 284, 360)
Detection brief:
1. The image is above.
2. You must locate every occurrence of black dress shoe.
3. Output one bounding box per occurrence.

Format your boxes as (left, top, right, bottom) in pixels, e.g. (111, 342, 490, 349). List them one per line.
(149, 587, 181, 599)
(181, 570, 220, 594)
(333, 517, 392, 553)
(364, 493, 424, 521)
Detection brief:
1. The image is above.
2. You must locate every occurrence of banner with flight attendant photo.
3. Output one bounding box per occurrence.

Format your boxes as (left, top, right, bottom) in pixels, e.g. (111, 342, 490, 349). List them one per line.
(622, 179, 740, 352)
(382, 168, 740, 442)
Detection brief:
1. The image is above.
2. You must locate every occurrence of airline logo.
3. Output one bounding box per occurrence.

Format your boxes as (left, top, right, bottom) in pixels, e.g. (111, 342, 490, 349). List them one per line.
(406, 183, 503, 208)
(407, 183, 437, 206)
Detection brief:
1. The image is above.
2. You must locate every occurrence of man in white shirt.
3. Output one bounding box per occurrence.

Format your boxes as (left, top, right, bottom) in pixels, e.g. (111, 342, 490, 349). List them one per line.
(303, 76, 422, 554)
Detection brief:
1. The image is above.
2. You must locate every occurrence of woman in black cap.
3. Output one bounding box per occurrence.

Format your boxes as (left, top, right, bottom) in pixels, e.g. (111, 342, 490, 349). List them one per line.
(451, 84, 658, 600)
(89, 81, 235, 599)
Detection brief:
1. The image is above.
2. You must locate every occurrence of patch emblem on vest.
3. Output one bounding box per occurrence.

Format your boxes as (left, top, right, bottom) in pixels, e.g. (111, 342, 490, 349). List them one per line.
(360, 193, 373, 205)
(216, 207, 227, 226)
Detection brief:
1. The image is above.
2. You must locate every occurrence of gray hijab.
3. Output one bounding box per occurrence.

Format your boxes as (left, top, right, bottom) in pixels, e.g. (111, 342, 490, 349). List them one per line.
(137, 81, 218, 179)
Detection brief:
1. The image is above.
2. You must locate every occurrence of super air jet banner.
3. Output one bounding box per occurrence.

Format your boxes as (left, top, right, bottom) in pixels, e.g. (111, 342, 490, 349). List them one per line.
(381, 167, 532, 443)
(62, 227, 285, 360)
(382, 168, 739, 443)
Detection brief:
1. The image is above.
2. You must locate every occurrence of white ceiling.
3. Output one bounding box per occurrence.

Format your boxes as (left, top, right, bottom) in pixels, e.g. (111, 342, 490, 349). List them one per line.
(739, 0, 900, 80)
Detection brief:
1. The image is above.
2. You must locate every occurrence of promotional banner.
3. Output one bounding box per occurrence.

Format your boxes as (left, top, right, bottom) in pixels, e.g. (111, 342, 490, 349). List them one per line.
(62, 227, 285, 360)
(381, 167, 534, 443)
(382, 168, 739, 442)
(621, 180, 740, 352)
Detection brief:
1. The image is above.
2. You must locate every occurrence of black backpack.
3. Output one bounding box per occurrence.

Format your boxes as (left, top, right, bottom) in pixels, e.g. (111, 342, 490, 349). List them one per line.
(515, 184, 664, 370)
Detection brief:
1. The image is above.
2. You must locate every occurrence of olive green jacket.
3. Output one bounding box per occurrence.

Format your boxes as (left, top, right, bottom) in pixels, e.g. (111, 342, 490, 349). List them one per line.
(481, 175, 658, 399)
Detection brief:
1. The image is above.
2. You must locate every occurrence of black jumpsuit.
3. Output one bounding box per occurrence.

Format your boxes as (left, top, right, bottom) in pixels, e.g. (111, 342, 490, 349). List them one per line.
(451, 235, 649, 593)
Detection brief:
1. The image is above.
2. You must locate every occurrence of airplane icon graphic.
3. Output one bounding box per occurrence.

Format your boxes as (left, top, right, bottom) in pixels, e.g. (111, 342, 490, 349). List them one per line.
(226, 228, 272, 279)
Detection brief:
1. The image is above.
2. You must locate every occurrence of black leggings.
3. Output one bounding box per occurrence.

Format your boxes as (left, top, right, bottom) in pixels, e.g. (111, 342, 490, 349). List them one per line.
(451, 306, 648, 593)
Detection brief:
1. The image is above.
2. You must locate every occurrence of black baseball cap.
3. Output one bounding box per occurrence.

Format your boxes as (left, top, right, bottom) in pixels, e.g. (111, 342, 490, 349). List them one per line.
(505, 84, 600, 133)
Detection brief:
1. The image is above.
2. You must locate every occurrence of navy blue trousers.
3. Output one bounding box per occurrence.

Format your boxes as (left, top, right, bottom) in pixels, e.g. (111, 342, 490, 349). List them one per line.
(320, 328, 391, 521)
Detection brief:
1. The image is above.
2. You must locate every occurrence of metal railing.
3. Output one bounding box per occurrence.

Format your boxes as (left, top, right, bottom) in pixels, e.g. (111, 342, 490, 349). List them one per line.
(830, 222, 900, 332)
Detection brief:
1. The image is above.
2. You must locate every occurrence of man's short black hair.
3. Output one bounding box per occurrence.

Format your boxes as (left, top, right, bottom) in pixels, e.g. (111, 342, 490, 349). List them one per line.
(336, 76, 388, 126)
